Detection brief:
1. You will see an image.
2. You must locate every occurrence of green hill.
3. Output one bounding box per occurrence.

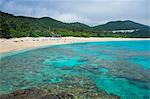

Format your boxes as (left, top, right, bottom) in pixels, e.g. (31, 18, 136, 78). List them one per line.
(0, 11, 149, 38)
(94, 20, 149, 31)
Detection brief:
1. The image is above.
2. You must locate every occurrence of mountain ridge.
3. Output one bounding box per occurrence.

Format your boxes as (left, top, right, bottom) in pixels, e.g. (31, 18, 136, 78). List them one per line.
(1, 11, 149, 28)
(0, 11, 150, 38)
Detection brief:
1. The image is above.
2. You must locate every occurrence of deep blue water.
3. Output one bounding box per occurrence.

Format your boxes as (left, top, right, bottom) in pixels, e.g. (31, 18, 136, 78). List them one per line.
(0, 40, 150, 99)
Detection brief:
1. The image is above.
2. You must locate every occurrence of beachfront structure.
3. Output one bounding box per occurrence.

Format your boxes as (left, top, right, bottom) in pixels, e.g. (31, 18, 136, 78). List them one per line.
(112, 29, 138, 33)
(48, 26, 62, 37)
(48, 31, 62, 37)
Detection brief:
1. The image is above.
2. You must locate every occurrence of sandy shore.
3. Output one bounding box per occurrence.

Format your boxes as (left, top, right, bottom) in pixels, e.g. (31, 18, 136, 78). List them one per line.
(0, 37, 149, 53)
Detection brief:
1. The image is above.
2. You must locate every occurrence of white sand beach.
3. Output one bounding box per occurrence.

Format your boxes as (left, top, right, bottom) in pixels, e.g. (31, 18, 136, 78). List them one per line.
(0, 37, 149, 53)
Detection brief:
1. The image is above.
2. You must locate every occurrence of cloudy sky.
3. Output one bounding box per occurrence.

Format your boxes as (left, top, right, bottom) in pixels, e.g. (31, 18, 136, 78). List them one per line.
(0, 0, 149, 26)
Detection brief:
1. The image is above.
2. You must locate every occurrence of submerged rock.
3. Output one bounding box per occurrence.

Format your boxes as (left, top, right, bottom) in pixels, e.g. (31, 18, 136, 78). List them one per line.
(60, 66, 72, 70)
(0, 88, 74, 99)
(0, 77, 120, 99)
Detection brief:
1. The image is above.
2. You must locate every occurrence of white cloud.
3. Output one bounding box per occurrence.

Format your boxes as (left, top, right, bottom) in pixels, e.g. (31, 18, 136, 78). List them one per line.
(0, 0, 149, 25)
(53, 13, 89, 24)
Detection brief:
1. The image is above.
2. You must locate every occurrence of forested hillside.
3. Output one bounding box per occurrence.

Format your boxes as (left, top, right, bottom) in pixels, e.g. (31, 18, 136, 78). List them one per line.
(93, 20, 148, 31)
(0, 11, 149, 38)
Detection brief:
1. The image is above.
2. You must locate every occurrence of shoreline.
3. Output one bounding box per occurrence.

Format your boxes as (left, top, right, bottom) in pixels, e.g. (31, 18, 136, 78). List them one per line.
(0, 37, 150, 54)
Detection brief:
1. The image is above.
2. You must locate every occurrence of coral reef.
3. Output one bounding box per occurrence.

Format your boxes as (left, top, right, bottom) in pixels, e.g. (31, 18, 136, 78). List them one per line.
(0, 77, 120, 99)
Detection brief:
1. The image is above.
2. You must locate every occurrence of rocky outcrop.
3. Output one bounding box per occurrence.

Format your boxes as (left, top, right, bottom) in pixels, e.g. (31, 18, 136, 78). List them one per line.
(0, 77, 120, 99)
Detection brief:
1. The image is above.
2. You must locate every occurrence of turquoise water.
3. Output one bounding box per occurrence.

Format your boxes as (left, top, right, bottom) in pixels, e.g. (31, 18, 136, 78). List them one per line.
(0, 40, 150, 99)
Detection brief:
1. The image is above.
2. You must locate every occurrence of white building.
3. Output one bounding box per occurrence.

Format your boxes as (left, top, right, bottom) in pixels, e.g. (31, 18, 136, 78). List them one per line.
(112, 29, 138, 33)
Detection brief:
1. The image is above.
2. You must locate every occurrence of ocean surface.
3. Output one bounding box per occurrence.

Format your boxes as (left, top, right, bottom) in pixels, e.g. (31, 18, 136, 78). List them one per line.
(0, 40, 150, 99)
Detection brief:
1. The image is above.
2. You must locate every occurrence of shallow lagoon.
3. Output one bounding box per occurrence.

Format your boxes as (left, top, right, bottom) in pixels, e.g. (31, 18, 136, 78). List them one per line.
(0, 40, 150, 99)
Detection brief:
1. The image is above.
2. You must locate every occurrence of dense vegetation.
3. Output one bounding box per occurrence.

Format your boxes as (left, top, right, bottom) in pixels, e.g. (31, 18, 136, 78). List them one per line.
(0, 11, 149, 38)
(93, 20, 148, 31)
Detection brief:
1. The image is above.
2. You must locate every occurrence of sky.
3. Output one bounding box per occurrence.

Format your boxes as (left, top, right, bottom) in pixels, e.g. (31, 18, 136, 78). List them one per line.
(0, 0, 149, 26)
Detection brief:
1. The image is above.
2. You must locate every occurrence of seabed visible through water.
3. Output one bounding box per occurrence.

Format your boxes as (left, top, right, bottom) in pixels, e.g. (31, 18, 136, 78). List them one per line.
(0, 40, 150, 99)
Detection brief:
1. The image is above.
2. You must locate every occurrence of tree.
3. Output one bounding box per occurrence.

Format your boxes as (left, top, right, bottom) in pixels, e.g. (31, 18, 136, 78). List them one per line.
(0, 19, 11, 38)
